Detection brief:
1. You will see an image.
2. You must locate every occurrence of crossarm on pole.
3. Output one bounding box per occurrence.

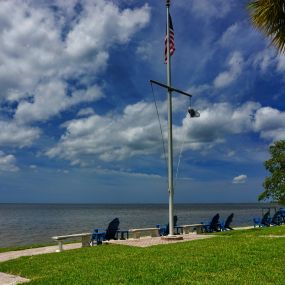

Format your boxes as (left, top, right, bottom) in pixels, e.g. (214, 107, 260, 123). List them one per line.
(150, 80, 192, 98)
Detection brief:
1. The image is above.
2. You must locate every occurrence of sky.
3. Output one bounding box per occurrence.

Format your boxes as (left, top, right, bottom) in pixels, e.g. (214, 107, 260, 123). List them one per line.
(0, 0, 285, 203)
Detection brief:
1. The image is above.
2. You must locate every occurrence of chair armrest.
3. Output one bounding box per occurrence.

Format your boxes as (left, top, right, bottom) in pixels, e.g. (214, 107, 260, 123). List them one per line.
(93, 228, 105, 233)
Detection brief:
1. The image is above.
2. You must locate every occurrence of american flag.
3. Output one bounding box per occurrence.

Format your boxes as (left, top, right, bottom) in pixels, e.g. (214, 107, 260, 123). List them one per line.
(164, 14, 175, 63)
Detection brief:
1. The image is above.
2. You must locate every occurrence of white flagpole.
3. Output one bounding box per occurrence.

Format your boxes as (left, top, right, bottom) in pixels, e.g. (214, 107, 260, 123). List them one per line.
(166, 0, 174, 237)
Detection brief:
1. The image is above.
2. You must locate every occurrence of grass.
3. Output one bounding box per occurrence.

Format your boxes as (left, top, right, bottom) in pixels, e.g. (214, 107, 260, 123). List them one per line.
(0, 226, 285, 284)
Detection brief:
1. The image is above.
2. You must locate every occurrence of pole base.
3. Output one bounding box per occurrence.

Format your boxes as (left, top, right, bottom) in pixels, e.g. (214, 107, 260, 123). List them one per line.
(161, 235, 183, 241)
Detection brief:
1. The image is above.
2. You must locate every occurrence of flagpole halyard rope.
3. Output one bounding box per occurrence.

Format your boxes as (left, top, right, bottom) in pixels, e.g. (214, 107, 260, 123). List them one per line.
(174, 111, 188, 186)
(150, 82, 168, 179)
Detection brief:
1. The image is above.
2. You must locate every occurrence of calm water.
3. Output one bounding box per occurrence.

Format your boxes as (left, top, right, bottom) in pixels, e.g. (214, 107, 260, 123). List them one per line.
(0, 203, 278, 247)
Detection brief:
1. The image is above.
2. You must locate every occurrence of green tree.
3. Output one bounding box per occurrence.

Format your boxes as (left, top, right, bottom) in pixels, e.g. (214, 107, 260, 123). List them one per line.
(248, 0, 285, 53)
(260, 140, 285, 204)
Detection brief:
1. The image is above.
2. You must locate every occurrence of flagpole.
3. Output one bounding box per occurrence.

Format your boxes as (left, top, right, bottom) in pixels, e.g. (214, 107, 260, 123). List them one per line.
(166, 0, 174, 237)
(151, 1, 198, 240)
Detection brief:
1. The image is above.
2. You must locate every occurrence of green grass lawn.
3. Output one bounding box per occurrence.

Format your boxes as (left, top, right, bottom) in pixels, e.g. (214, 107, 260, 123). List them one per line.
(0, 226, 285, 284)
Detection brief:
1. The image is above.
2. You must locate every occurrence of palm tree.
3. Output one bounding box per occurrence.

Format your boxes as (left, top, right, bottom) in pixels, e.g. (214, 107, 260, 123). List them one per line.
(248, 0, 285, 53)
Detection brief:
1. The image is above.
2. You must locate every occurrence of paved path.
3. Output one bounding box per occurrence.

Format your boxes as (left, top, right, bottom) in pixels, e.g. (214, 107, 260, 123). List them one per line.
(0, 243, 81, 263)
(0, 273, 29, 285)
(106, 233, 215, 247)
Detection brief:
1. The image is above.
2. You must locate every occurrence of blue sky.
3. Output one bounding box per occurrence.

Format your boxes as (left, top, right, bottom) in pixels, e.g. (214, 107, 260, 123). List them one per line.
(0, 0, 285, 203)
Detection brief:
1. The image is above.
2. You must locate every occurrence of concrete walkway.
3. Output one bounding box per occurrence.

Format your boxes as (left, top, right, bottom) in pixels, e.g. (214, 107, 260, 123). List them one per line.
(0, 243, 81, 263)
(0, 273, 29, 285)
(106, 233, 215, 247)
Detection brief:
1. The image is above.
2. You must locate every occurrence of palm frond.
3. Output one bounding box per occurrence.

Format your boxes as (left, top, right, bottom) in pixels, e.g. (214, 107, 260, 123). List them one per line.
(248, 0, 285, 53)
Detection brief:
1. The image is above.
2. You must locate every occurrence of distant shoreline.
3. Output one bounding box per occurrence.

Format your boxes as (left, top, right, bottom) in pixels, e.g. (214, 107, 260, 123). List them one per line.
(0, 202, 280, 205)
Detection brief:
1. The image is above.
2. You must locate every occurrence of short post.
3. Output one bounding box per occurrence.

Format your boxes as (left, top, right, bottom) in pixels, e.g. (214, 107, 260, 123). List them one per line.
(56, 240, 63, 252)
(81, 235, 91, 247)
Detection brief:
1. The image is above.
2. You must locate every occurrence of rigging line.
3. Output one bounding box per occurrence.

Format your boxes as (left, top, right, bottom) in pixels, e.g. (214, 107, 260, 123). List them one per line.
(174, 110, 188, 186)
(175, 96, 192, 185)
(150, 82, 168, 176)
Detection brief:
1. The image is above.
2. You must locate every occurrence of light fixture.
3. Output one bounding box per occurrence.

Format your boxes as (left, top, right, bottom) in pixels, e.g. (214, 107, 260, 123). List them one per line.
(188, 108, 200, 118)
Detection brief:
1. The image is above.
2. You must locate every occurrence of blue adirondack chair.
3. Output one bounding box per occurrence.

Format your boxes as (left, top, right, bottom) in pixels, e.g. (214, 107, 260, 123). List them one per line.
(158, 215, 178, 236)
(271, 210, 283, 226)
(224, 213, 234, 230)
(261, 211, 271, 226)
(253, 217, 262, 227)
(91, 218, 120, 245)
(204, 213, 221, 232)
(253, 211, 271, 227)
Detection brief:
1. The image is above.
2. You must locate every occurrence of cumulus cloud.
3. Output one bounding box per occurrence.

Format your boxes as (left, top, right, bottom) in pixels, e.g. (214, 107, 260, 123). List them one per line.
(65, 2, 150, 58)
(253, 107, 285, 141)
(0, 121, 40, 147)
(232, 174, 247, 184)
(0, 151, 18, 172)
(46, 96, 193, 165)
(175, 101, 260, 150)
(214, 51, 244, 88)
(0, 0, 152, 164)
(15, 81, 103, 123)
(0, 0, 151, 124)
(46, 99, 269, 165)
(47, 101, 162, 164)
(2, 0, 285, 172)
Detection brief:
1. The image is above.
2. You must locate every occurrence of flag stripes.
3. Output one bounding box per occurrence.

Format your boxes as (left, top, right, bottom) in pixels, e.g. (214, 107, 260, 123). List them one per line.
(164, 14, 175, 63)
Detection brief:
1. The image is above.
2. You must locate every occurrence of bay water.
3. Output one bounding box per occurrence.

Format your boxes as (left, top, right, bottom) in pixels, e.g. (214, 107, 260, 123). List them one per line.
(0, 203, 278, 248)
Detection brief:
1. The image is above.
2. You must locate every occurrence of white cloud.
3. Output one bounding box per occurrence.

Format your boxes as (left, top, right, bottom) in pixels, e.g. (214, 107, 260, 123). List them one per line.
(0, 151, 18, 172)
(46, 100, 267, 165)
(190, 0, 234, 19)
(219, 21, 262, 53)
(188, 84, 211, 96)
(0, 0, 150, 160)
(0, 1, 62, 101)
(0, 1, 151, 124)
(66, 2, 150, 58)
(77, 108, 95, 117)
(232, 174, 247, 184)
(253, 48, 277, 73)
(15, 81, 103, 123)
(47, 100, 162, 163)
(276, 53, 285, 72)
(214, 51, 244, 88)
(0, 121, 40, 147)
(219, 23, 240, 47)
(253, 107, 285, 141)
(253, 47, 285, 74)
(175, 101, 260, 151)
